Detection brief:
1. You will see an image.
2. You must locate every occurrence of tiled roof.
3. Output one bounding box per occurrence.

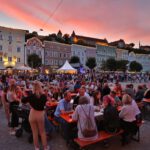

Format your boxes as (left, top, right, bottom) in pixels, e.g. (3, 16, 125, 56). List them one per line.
(76, 35, 108, 43)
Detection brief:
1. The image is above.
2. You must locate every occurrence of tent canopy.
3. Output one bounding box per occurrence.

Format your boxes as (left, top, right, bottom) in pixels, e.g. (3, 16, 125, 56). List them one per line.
(14, 65, 32, 71)
(57, 60, 77, 74)
(0, 66, 6, 70)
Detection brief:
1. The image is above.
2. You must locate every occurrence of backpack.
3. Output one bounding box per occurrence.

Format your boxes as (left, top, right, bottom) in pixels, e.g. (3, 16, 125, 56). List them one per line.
(104, 105, 120, 133)
(78, 106, 97, 138)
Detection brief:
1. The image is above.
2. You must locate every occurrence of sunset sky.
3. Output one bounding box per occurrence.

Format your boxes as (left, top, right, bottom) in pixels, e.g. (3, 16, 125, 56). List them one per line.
(0, 0, 150, 47)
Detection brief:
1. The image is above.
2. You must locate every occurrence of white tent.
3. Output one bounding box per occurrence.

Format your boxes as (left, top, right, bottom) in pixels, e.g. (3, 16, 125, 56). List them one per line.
(57, 60, 77, 74)
(15, 65, 32, 71)
(0, 66, 6, 70)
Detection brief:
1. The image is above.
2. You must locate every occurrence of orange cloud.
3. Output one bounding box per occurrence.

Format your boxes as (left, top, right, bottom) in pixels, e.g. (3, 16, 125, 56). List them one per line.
(0, 0, 58, 32)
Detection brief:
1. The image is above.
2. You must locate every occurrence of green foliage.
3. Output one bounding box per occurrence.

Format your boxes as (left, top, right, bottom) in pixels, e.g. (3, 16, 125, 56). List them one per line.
(86, 57, 96, 70)
(129, 61, 143, 72)
(101, 59, 128, 71)
(27, 54, 42, 68)
(116, 60, 129, 71)
(70, 56, 80, 64)
(63, 34, 71, 44)
(101, 60, 107, 71)
(25, 31, 38, 41)
(106, 58, 117, 71)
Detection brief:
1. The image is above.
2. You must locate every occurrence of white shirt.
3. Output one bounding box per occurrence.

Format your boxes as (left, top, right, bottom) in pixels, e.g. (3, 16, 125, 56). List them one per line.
(119, 104, 137, 122)
(132, 99, 141, 115)
(72, 104, 98, 141)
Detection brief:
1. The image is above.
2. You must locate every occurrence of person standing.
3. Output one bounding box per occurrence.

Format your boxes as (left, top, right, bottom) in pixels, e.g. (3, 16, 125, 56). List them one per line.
(7, 79, 20, 135)
(22, 81, 50, 150)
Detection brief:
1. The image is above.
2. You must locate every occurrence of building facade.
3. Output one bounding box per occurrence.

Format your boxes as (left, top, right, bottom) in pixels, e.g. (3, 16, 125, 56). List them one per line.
(0, 26, 27, 68)
(116, 48, 129, 60)
(25, 37, 44, 65)
(96, 44, 116, 67)
(44, 41, 71, 68)
(128, 52, 150, 72)
(71, 44, 96, 67)
(136, 54, 150, 72)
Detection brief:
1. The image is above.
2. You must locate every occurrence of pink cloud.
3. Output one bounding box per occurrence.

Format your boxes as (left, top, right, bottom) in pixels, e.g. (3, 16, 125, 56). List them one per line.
(0, 0, 149, 46)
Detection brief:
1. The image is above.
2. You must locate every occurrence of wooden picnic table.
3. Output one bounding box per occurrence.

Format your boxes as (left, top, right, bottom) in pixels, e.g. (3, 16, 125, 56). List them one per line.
(60, 109, 106, 124)
(143, 99, 150, 103)
(60, 112, 74, 123)
(46, 101, 58, 108)
(60, 106, 122, 124)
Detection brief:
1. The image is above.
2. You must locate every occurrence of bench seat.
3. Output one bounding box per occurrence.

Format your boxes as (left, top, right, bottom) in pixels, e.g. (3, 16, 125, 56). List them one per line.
(74, 130, 124, 148)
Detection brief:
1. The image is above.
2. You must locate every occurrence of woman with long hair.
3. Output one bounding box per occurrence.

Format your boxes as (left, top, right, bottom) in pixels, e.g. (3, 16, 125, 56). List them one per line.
(90, 90, 102, 111)
(22, 81, 50, 150)
(7, 80, 20, 135)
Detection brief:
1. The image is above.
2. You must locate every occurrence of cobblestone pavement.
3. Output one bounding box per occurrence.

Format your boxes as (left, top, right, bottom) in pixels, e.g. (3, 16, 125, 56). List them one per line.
(0, 107, 150, 150)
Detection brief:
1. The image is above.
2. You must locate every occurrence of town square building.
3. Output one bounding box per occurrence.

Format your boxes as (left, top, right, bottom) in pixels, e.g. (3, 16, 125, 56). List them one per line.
(0, 26, 27, 69)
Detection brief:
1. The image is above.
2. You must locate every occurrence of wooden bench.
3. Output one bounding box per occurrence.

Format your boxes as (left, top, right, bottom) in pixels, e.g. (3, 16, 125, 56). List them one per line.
(74, 130, 124, 149)
(48, 116, 60, 126)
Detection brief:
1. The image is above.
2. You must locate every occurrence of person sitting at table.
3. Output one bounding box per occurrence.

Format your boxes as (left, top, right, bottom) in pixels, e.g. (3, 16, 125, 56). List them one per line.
(90, 90, 102, 111)
(119, 94, 138, 145)
(135, 85, 145, 102)
(73, 86, 90, 107)
(143, 88, 150, 100)
(103, 95, 120, 133)
(54, 90, 73, 143)
(108, 91, 122, 107)
(113, 81, 122, 99)
(72, 96, 98, 141)
(101, 83, 111, 98)
(44, 88, 52, 101)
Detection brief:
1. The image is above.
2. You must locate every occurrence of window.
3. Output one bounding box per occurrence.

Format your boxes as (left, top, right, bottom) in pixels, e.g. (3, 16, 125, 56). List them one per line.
(45, 60, 48, 65)
(0, 32, 3, 40)
(27, 49, 30, 54)
(8, 57, 12, 62)
(8, 35, 12, 44)
(17, 58, 20, 62)
(0, 45, 2, 51)
(0, 57, 2, 62)
(17, 47, 21, 52)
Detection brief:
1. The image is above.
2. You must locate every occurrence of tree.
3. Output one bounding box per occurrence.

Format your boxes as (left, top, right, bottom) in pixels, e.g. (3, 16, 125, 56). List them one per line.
(101, 60, 107, 71)
(86, 57, 97, 70)
(27, 54, 42, 68)
(116, 60, 129, 72)
(63, 34, 71, 44)
(70, 56, 80, 64)
(106, 58, 117, 71)
(129, 61, 143, 72)
(25, 31, 38, 41)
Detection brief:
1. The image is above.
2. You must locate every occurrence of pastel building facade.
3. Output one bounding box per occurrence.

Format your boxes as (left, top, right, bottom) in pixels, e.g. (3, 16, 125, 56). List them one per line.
(128, 52, 150, 72)
(44, 41, 71, 68)
(71, 44, 96, 67)
(96, 44, 116, 67)
(116, 48, 129, 60)
(25, 37, 44, 65)
(0, 26, 27, 68)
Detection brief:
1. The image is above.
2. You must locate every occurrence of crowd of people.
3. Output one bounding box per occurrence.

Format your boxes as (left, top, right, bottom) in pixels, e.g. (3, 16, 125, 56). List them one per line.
(0, 73, 150, 150)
